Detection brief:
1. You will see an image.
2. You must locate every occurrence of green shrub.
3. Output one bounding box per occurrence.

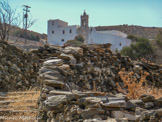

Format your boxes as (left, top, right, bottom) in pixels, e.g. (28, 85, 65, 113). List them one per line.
(127, 35, 139, 42)
(74, 35, 84, 42)
(120, 36, 153, 60)
(64, 40, 83, 46)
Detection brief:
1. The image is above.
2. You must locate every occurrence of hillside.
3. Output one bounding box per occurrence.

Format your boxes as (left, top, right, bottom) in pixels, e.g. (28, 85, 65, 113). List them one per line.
(96, 25, 162, 40)
(9, 26, 47, 41)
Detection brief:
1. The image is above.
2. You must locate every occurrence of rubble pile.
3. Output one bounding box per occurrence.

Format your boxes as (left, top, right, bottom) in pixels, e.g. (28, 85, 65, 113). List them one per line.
(37, 44, 162, 121)
(0, 41, 40, 91)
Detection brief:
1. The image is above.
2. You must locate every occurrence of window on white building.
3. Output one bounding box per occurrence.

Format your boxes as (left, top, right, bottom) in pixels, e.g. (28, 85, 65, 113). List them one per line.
(63, 30, 65, 34)
(70, 29, 72, 33)
(62, 39, 64, 42)
(52, 30, 54, 34)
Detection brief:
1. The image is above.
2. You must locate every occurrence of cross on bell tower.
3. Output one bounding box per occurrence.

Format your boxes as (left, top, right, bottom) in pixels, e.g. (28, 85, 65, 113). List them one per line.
(81, 10, 89, 27)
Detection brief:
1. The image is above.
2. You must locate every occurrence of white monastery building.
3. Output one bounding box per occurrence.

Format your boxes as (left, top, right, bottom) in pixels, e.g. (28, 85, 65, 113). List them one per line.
(48, 11, 131, 51)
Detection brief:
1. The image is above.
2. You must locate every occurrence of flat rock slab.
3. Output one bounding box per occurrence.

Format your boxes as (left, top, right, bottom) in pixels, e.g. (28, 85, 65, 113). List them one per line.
(102, 100, 126, 108)
(49, 90, 72, 95)
(43, 59, 63, 66)
(44, 80, 64, 88)
(44, 95, 67, 111)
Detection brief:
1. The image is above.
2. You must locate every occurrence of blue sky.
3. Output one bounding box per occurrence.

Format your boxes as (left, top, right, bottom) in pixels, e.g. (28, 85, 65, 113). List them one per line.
(8, 0, 162, 34)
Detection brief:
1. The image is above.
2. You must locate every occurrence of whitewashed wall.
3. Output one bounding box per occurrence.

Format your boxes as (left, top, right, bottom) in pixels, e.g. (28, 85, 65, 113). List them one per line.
(98, 30, 127, 38)
(89, 29, 131, 51)
(48, 20, 78, 45)
(48, 20, 132, 51)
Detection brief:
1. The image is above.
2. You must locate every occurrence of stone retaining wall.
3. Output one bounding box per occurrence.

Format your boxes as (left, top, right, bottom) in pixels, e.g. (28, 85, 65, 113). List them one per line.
(37, 44, 162, 121)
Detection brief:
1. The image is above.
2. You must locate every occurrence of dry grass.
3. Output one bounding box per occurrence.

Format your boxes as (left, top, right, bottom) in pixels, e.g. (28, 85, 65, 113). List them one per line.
(2, 90, 40, 122)
(8, 92, 39, 109)
(116, 68, 162, 99)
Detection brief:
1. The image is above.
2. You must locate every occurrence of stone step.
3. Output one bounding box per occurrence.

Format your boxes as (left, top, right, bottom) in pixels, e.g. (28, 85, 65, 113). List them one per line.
(0, 105, 37, 109)
(0, 99, 37, 105)
(0, 96, 25, 100)
(0, 109, 38, 112)
(0, 109, 38, 117)
(0, 95, 39, 100)
(0, 118, 38, 122)
(6, 91, 39, 96)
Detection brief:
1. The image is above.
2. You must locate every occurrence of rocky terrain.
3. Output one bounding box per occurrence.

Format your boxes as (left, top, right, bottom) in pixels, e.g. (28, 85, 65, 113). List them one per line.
(37, 44, 162, 121)
(96, 25, 162, 40)
(0, 42, 161, 121)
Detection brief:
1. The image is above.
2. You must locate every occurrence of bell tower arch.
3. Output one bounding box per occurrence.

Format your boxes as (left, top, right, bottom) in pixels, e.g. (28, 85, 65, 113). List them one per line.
(81, 10, 89, 27)
(78, 10, 89, 44)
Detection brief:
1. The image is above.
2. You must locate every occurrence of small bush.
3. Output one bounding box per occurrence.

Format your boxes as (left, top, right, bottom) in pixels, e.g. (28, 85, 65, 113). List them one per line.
(74, 35, 84, 42)
(64, 40, 83, 47)
(120, 36, 153, 60)
(116, 68, 162, 99)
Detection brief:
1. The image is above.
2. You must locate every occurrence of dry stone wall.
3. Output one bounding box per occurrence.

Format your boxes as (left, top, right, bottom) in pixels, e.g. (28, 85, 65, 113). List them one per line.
(37, 44, 162, 121)
(0, 41, 41, 91)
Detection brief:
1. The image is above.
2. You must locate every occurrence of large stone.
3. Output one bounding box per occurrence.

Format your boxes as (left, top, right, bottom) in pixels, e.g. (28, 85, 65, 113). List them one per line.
(140, 110, 155, 121)
(85, 103, 101, 109)
(83, 97, 102, 106)
(126, 101, 137, 110)
(135, 107, 147, 115)
(81, 108, 105, 119)
(111, 111, 124, 119)
(59, 53, 76, 66)
(156, 108, 162, 117)
(44, 80, 64, 88)
(111, 111, 135, 121)
(43, 95, 67, 111)
(140, 95, 155, 103)
(156, 97, 162, 107)
(59, 53, 72, 60)
(63, 46, 83, 56)
(58, 64, 70, 71)
(107, 97, 126, 102)
(102, 100, 126, 108)
(43, 59, 63, 66)
(43, 74, 62, 80)
(129, 100, 145, 107)
(144, 102, 154, 109)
